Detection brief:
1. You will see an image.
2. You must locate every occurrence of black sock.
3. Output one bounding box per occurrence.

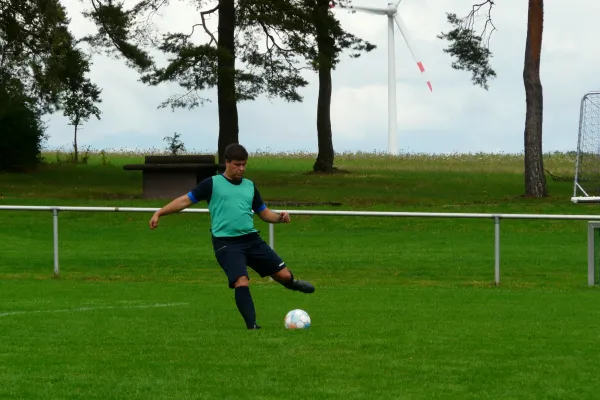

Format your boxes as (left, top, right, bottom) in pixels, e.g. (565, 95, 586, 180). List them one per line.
(284, 273, 298, 290)
(234, 286, 256, 328)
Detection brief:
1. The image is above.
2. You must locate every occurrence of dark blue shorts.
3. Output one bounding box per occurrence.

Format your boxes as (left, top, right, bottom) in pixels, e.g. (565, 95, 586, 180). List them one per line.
(211, 233, 286, 288)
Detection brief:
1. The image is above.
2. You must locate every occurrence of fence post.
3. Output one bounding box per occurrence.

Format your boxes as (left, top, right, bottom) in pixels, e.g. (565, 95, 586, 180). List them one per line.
(53, 208, 59, 278)
(268, 223, 274, 282)
(494, 215, 500, 285)
(588, 222, 597, 287)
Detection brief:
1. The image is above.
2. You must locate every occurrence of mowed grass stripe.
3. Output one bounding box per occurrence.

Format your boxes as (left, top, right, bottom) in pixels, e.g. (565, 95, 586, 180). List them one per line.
(0, 208, 594, 288)
(1, 281, 600, 399)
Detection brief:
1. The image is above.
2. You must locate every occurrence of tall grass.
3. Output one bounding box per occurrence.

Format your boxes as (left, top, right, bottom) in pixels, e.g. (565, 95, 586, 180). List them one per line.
(0, 147, 584, 210)
(42, 146, 578, 175)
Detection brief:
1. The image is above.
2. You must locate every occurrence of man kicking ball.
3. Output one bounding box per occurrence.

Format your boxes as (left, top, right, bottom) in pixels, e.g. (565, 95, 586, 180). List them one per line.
(148, 143, 315, 330)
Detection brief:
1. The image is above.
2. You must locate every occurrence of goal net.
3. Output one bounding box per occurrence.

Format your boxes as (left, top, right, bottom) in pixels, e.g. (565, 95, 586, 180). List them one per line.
(572, 91, 600, 203)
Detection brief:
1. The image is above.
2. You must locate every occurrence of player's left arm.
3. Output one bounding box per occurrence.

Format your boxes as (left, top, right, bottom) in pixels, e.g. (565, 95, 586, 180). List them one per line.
(252, 185, 290, 224)
(259, 208, 290, 224)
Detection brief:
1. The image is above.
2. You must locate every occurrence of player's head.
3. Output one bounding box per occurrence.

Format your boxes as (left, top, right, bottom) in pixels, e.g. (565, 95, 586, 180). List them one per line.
(224, 143, 248, 179)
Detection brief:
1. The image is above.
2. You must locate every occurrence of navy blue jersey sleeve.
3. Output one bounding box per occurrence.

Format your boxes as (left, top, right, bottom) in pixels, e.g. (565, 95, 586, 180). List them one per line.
(252, 185, 266, 213)
(187, 177, 212, 204)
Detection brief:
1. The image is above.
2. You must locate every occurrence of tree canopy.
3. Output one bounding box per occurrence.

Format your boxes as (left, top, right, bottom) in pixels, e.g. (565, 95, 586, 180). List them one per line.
(0, 0, 95, 113)
(81, 0, 317, 109)
(437, 1, 497, 90)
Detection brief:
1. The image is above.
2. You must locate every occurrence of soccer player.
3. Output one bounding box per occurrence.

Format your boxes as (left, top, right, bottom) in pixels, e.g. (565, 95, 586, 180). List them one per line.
(148, 143, 315, 330)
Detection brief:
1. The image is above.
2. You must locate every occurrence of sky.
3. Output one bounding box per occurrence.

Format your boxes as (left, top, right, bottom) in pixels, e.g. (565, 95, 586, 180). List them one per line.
(43, 0, 600, 155)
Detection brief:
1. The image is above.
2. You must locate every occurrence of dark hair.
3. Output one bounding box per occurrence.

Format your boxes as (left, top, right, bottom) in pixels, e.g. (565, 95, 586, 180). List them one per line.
(224, 143, 248, 162)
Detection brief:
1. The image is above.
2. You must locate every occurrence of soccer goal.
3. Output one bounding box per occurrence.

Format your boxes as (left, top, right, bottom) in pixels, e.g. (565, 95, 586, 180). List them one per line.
(572, 91, 600, 203)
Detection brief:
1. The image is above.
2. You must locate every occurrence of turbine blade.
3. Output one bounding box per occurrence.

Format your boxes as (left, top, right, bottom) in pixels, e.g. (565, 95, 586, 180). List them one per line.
(393, 0, 402, 8)
(350, 5, 387, 14)
(330, 3, 387, 15)
(393, 14, 433, 92)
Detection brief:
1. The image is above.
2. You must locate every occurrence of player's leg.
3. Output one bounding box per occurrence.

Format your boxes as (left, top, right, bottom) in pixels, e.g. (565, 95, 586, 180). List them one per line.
(271, 267, 315, 293)
(231, 276, 260, 330)
(212, 239, 260, 330)
(246, 238, 315, 294)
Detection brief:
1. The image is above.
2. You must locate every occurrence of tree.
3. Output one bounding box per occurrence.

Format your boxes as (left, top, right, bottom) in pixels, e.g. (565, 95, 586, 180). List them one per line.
(522, 0, 546, 197)
(61, 49, 102, 163)
(302, 0, 375, 172)
(239, 0, 375, 172)
(0, 71, 47, 171)
(438, 0, 548, 197)
(62, 78, 102, 163)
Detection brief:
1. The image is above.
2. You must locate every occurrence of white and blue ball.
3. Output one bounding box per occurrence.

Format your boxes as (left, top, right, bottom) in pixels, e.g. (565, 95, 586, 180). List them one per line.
(284, 309, 311, 329)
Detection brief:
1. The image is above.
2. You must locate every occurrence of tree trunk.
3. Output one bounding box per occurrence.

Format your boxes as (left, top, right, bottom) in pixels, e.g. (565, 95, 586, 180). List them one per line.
(523, 0, 547, 197)
(312, 0, 335, 173)
(73, 123, 79, 163)
(313, 59, 334, 172)
(217, 0, 239, 164)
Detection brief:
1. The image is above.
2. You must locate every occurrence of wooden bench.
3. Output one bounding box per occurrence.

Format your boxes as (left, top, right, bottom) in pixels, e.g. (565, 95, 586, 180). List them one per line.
(123, 155, 225, 199)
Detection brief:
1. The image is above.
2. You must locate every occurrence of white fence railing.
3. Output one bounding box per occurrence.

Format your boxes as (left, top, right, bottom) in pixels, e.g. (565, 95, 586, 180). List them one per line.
(1, 205, 599, 286)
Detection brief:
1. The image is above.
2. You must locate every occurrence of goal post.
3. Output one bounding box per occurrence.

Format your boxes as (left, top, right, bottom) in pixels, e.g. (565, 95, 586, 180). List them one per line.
(572, 91, 600, 203)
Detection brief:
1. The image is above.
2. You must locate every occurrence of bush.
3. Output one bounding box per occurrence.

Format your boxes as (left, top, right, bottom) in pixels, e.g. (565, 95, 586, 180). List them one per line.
(0, 78, 47, 172)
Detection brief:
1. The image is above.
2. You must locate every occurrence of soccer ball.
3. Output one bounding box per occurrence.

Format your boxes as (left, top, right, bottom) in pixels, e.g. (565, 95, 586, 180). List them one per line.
(284, 309, 311, 329)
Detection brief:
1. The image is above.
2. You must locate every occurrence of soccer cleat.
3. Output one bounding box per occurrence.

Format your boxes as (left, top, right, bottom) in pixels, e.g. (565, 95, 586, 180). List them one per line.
(290, 279, 315, 294)
(248, 323, 261, 330)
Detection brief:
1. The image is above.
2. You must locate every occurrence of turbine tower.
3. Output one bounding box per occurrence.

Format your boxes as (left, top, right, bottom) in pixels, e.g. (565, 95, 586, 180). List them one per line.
(330, 1, 432, 155)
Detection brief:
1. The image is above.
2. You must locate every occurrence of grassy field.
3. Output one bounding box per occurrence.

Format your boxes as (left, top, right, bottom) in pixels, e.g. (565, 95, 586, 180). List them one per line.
(2, 149, 600, 399)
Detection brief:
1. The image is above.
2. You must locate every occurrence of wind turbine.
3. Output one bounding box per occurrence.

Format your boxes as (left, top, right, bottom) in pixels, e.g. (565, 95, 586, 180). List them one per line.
(329, 1, 432, 155)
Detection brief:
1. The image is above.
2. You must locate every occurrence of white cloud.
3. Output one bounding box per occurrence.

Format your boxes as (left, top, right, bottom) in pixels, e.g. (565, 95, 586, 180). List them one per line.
(43, 0, 600, 155)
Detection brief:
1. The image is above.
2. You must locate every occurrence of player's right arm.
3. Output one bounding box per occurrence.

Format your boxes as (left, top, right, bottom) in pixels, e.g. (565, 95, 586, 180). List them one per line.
(149, 177, 213, 229)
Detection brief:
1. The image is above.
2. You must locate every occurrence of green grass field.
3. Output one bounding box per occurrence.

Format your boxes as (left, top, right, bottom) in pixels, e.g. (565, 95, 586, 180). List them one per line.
(2, 150, 600, 399)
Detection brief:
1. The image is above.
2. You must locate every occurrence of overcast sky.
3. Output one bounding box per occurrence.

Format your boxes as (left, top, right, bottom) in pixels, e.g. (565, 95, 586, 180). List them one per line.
(43, 0, 600, 155)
